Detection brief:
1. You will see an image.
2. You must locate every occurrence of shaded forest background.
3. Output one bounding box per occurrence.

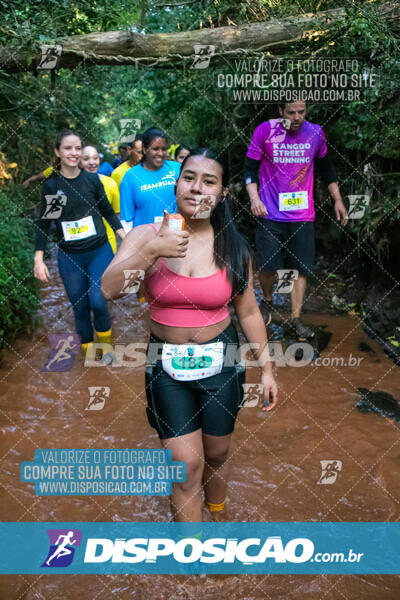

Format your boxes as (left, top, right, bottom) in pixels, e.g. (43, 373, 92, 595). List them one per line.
(0, 0, 399, 346)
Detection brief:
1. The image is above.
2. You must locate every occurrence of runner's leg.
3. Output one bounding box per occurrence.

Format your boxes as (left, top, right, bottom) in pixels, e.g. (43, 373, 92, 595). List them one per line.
(291, 275, 307, 318)
(87, 242, 114, 336)
(259, 272, 275, 301)
(286, 222, 315, 335)
(57, 249, 93, 343)
(255, 219, 284, 323)
(202, 432, 231, 509)
(162, 430, 204, 522)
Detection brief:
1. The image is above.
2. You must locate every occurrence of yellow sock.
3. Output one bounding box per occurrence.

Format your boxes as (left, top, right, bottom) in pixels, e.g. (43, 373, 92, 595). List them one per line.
(206, 500, 226, 512)
(95, 329, 112, 345)
(81, 342, 92, 358)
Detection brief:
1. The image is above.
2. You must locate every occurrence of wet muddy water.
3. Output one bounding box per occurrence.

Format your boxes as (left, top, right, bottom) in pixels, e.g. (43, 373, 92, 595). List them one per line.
(1, 257, 399, 598)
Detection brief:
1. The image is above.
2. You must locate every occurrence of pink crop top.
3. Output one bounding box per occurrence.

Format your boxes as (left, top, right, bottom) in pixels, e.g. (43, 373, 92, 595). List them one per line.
(143, 224, 232, 327)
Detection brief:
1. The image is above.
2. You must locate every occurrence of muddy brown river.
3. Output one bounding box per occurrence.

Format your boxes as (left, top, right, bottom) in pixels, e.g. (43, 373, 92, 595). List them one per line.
(1, 254, 399, 599)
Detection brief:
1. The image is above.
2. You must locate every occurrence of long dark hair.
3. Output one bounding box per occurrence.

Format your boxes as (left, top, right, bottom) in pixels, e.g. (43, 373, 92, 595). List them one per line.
(141, 127, 167, 165)
(53, 128, 81, 172)
(178, 148, 253, 297)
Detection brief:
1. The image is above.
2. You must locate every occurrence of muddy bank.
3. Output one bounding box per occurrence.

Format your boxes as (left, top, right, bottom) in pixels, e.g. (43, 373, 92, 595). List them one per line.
(301, 265, 400, 365)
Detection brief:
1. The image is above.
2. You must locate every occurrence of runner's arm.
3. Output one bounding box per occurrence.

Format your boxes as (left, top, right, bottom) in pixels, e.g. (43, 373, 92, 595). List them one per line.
(315, 153, 338, 185)
(315, 153, 348, 225)
(22, 172, 44, 188)
(243, 157, 268, 217)
(101, 225, 157, 299)
(34, 181, 53, 253)
(329, 182, 348, 225)
(232, 261, 278, 410)
(23, 166, 54, 188)
(101, 213, 189, 299)
(34, 211, 51, 282)
(243, 156, 260, 185)
(119, 172, 136, 232)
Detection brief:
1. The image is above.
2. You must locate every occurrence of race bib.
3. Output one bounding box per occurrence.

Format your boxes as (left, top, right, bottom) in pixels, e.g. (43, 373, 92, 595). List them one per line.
(279, 191, 308, 212)
(61, 216, 96, 241)
(161, 341, 224, 381)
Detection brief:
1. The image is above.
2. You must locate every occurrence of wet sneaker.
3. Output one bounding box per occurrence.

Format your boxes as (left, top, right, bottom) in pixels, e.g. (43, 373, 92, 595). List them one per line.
(260, 299, 273, 326)
(102, 351, 116, 366)
(289, 317, 314, 340)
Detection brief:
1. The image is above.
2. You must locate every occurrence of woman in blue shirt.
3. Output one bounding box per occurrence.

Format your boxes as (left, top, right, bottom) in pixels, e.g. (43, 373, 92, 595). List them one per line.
(119, 128, 181, 232)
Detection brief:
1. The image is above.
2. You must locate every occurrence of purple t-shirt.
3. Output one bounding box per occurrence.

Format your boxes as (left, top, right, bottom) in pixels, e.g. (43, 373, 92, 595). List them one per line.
(246, 119, 327, 222)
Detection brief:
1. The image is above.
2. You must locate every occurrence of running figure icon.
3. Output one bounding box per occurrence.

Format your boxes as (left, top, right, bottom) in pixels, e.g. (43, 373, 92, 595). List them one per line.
(45, 531, 77, 566)
(44, 335, 76, 371)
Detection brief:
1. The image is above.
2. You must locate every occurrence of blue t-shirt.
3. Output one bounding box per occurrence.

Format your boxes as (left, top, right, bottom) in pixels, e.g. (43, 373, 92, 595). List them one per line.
(98, 161, 114, 176)
(119, 160, 181, 226)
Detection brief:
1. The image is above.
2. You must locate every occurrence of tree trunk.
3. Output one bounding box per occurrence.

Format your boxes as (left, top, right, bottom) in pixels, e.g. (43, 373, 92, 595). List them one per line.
(1, 3, 398, 73)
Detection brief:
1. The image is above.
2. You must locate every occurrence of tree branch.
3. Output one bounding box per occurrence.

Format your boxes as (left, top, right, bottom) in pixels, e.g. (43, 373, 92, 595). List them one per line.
(0, 3, 398, 73)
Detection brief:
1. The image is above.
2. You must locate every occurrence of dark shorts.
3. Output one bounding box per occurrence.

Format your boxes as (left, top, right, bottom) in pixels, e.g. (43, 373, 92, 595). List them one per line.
(255, 219, 315, 276)
(145, 324, 244, 439)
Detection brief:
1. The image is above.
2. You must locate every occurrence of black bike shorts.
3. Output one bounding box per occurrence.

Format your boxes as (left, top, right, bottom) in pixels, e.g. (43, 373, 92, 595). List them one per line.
(145, 323, 245, 439)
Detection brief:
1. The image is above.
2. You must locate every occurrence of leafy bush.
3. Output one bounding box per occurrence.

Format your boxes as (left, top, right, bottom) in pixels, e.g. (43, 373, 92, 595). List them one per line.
(0, 187, 40, 348)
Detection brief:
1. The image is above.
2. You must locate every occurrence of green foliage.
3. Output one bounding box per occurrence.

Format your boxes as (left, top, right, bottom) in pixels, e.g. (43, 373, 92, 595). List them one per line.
(0, 186, 40, 347)
(0, 0, 399, 347)
(300, 2, 400, 267)
(0, 0, 143, 51)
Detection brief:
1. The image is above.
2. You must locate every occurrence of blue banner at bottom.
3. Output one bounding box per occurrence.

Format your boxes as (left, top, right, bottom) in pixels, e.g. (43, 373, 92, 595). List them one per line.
(0, 522, 398, 574)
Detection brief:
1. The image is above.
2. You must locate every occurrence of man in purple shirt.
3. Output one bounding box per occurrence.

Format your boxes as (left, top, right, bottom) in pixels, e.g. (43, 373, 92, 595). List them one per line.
(244, 100, 348, 339)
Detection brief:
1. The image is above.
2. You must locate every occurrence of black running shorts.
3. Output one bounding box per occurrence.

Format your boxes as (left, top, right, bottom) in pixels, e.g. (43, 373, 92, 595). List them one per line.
(145, 323, 244, 439)
(255, 218, 315, 276)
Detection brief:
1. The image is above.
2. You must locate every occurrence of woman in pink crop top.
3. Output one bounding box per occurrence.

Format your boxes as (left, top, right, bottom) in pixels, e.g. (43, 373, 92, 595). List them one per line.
(102, 148, 278, 522)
